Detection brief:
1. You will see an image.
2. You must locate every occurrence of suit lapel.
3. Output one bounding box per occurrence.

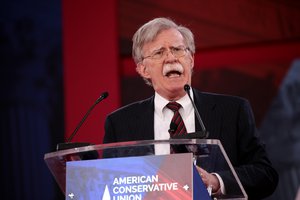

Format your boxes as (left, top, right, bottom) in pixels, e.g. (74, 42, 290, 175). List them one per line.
(193, 89, 221, 139)
(135, 96, 155, 140)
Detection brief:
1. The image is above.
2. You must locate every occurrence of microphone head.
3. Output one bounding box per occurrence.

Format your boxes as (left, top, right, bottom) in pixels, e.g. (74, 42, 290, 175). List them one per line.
(95, 91, 109, 104)
(101, 91, 109, 99)
(184, 84, 190, 92)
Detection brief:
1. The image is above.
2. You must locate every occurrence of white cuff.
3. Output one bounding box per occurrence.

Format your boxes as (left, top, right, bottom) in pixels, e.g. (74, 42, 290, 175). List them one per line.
(211, 173, 226, 195)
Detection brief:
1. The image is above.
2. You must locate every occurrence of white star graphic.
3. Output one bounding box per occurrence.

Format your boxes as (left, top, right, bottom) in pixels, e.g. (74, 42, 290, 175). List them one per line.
(68, 193, 75, 199)
(183, 184, 190, 191)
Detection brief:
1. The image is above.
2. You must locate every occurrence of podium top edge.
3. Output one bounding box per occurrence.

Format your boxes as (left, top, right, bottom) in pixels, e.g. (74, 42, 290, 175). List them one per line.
(44, 139, 222, 160)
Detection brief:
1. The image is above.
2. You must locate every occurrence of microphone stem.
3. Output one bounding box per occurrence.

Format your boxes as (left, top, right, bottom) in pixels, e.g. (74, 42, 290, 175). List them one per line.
(66, 93, 107, 142)
(184, 85, 207, 133)
(187, 93, 207, 133)
(67, 100, 98, 142)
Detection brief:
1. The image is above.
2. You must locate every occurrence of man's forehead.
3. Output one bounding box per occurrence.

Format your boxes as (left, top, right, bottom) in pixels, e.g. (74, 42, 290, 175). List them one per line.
(143, 31, 185, 51)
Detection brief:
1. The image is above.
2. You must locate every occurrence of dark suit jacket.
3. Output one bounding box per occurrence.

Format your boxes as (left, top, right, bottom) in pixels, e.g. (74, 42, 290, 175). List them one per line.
(104, 89, 278, 199)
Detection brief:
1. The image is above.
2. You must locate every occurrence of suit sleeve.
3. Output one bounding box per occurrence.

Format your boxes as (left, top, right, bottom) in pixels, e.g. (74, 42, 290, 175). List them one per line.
(221, 99, 278, 199)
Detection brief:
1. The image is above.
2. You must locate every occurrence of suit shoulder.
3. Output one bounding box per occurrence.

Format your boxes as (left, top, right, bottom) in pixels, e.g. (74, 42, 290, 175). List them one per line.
(196, 90, 250, 106)
(205, 92, 247, 101)
(107, 96, 154, 117)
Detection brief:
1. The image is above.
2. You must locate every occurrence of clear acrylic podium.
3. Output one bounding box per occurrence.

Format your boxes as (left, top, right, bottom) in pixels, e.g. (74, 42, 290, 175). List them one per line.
(44, 139, 247, 199)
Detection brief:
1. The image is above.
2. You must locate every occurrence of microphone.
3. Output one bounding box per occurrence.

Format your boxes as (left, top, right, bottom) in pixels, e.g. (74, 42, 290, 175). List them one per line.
(168, 122, 178, 134)
(56, 91, 109, 151)
(171, 85, 209, 139)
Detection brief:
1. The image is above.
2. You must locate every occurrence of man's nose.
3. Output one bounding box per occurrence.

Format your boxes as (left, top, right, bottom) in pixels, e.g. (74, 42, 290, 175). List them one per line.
(164, 49, 176, 60)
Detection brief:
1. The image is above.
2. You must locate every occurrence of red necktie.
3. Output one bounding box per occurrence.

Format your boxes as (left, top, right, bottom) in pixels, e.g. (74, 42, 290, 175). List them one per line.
(166, 102, 187, 136)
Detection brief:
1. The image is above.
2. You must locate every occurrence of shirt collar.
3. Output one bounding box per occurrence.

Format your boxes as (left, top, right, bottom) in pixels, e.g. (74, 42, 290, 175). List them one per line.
(154, 89, 194, 118)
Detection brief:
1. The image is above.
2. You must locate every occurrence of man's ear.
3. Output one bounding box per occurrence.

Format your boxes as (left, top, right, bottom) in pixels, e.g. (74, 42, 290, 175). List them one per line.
(190, 54, 195, 69)
(136, 63, 151, 79)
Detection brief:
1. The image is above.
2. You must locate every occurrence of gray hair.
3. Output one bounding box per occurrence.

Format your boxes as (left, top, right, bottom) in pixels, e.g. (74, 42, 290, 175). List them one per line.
(132, 17, 195, 64)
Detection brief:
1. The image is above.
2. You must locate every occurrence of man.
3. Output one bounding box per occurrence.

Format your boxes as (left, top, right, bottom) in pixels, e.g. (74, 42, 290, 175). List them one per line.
(103, 17, 278, 199)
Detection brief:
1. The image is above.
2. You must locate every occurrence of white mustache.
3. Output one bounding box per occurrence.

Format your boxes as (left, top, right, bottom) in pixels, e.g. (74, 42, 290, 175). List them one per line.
(163, 63, 184, 76)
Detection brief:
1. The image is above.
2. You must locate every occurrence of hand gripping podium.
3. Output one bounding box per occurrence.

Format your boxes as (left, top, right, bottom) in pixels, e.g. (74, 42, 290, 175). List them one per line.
(44, 139, 247, 200)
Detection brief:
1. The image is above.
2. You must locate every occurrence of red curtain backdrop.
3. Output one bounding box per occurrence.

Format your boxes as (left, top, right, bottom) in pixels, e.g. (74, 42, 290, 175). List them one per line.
(63, 0, 120, 144)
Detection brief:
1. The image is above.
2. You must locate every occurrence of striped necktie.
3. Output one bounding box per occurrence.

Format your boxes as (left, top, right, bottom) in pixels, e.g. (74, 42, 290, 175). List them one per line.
(166, 102, 187, 136)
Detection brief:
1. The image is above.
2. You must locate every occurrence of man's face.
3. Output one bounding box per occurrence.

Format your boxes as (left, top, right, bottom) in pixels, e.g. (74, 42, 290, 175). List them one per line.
(137, 28, 194, 101)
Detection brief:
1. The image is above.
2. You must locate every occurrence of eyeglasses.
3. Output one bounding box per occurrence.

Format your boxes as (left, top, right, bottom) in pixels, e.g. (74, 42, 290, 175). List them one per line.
(142, 46, 189, 61)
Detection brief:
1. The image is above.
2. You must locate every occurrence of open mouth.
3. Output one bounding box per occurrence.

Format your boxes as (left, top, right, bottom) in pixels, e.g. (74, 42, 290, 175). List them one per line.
(165, 70, 182, 78)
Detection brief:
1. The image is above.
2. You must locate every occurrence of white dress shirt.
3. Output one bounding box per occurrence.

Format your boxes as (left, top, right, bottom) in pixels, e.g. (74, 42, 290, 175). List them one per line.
(154, 91, 195, 155)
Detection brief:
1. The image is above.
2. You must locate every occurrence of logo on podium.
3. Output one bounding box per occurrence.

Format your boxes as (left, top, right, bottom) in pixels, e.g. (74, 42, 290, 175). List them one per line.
(66, 153, 210, 199)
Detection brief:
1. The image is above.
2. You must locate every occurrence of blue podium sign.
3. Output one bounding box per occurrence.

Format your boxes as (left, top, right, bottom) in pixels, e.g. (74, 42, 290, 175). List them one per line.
(65, 153, 210, 200)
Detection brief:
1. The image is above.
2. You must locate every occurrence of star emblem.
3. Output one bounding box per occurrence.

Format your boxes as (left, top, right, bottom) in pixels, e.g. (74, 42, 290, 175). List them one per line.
(183, 184, 190, 191)
(68, 193, 75, 199)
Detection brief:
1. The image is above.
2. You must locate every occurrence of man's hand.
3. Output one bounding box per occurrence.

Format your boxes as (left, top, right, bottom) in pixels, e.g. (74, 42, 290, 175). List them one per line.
(196, 166, 221, 194)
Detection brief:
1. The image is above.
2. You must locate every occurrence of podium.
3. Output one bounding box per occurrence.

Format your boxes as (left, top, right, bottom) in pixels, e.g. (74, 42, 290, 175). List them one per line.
(44, 139, 248, 199)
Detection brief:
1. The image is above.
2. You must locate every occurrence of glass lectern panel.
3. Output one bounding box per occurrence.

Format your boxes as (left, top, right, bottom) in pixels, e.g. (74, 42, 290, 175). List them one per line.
(44, 139, 247, 199)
